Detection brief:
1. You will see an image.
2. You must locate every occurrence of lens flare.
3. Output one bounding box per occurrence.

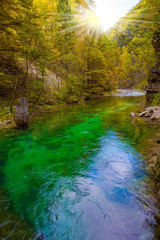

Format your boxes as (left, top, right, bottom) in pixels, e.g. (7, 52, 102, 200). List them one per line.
(84, 10, 102, 30)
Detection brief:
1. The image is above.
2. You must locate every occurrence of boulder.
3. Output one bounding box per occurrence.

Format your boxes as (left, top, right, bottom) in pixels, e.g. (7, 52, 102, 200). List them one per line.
(14, 97, 30, 126)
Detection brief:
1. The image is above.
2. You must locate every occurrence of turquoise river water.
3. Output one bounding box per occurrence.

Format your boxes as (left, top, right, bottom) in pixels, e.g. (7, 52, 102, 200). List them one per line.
(0, 92, 159, 240)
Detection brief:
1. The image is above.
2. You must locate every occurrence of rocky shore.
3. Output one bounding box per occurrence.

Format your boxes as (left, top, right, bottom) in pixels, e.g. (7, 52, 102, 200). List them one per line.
(138, 106, 160, 210)
(139, 106, 160, 123)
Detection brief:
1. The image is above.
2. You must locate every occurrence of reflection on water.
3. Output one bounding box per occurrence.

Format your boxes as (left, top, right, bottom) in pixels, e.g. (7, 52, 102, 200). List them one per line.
(0, 95, 159, 239)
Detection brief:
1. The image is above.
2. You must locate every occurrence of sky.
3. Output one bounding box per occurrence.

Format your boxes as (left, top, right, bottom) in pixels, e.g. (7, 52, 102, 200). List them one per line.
(94, 0, 140, 31)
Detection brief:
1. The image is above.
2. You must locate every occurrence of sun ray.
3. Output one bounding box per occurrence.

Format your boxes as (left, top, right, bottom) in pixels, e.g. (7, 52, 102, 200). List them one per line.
(120, 18, 158, 27)
(50, 5, 103, 41)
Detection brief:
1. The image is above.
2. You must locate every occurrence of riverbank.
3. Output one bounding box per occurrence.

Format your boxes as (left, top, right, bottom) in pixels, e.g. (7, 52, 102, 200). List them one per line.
(0, 102, 69, 130)
(142, 129, 160, 193)
(137, 105, 160, 197)
(141, 128, 160, 238)
(0, 89, 144, 129)
(138, 105, 160, 197)
(139, 106, 160, 123)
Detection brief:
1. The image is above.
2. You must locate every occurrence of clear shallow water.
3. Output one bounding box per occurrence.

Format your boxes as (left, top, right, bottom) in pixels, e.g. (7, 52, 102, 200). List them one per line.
(112, 89, 146, 97)
(0, 94, 159, 240)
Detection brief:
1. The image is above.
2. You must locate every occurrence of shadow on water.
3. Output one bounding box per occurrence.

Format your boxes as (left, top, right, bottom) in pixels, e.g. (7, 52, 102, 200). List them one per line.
(0, 93, 160, 239)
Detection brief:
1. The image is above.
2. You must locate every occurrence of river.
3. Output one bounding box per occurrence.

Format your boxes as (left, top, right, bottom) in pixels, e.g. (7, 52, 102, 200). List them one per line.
(0, 91, 159, 240)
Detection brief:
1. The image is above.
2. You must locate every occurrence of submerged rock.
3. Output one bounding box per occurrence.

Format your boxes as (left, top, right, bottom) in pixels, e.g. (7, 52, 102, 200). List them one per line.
(14, 97, 30, 126)
(130, 112, 137, 126)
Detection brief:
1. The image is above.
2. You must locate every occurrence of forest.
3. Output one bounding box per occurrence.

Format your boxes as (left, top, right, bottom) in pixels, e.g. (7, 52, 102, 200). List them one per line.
(1, 1, 160, 239)
(0, 0, 159, 114)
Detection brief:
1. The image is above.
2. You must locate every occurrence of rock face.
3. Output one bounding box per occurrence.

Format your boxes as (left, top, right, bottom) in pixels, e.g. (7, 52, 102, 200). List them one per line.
(14, 97, 30, 126)
(146, 29, 160, 104)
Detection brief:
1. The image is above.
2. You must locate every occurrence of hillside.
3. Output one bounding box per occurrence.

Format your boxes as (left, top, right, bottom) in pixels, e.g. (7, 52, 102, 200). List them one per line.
(108, 0, 160, 89)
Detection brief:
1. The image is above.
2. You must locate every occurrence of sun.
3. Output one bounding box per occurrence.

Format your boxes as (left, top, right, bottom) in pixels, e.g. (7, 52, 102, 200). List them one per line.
(72, 8, 103, 37)
(85, 10, 102, 30)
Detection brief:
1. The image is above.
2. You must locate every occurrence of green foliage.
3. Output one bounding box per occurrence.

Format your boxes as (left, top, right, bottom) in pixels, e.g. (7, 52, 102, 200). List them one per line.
(109, 0, 159, 89)
(0, 0, 159, 107)
(151, 93, 160, 106)
(0, 0, 122, 105)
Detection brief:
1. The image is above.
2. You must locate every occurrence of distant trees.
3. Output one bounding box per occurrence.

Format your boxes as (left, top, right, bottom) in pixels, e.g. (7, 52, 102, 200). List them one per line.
(1, 0, 158, 106)
(108, 0, 159, 89)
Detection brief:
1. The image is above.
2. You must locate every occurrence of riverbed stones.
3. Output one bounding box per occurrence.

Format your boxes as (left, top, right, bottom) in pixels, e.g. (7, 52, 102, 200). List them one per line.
(14, 97, 30, 126)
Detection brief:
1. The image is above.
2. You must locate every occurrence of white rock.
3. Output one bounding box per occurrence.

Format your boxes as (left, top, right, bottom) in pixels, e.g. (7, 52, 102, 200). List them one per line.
(139, 111, 149, 117)
(130, 112, 136, 117)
